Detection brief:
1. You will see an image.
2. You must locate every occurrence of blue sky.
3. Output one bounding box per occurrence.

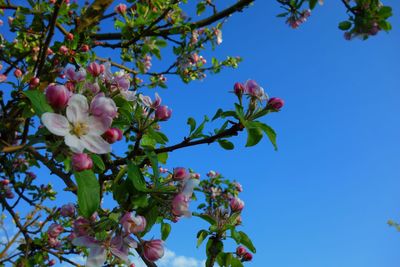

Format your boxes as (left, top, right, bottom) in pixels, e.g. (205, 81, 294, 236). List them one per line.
(2, 1, 400, 266)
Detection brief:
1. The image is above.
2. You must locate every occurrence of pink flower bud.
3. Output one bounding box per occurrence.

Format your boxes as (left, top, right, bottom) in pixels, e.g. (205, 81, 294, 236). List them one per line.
(172, 193, 189, 217)
(115, 3, 127, 14)
(60, 203, 76, 217)
(84, 82, 100, 94)
(103, 128, 123, 143)
(46, 48, 54, 55)
(236, 246, 247, 256)
(90, 93, 118, 119)
(0, 74, 6, 83)
(59, 45, 69, 55)
(173, 167, 188, 181)
(242, 252, 253, 261)
(48, 237, 61, 248)
(80, 44, 90, 52)
(233, 182, 243, 192)
(48, 259, 56, 266)
(143, 240, 164, 262)
(155, 106, 172, 121)
(72, 153, 93, 172)
(45, 84, 71, 109)
(1, 179, 10, 185)
(87, 62, 103, 77)
(120, 212, 147, 234)
(47, 223, 64, 238)
(14, 69, 22, 78)
(29, 77, 40, 88)
(244, 80, 266, 99)
(230, 197, 244, 212)
(267, 97, 284, 110)
(234, 82, 244, 96)
(66, 33, 74, 41)
(73, 217, 90, 236)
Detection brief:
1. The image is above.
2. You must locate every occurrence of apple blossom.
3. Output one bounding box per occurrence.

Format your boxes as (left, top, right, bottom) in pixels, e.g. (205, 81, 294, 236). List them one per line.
(41, 94, 112, 154)
(45, 84, 71, 109)
(103, 128, 123, 144)
(66, 33, 74, 40)
(236, 246, 246, 256)
(143, 240, 164, 262)
(234, 82, 245, 96)
(13, 69, 22, 78)
(230, 197, 244, 212)
(59, 45, 68, 55)
(173, 167, 188, 181)
(155, 106, 172, 121)
(87, 62, 103, 77)
(47, 223, 64, 238)
(244, 79, 267, 100)
(267, 97, 284, 110)
(90, 93, 118, 119)
(140, 92, 162, 109)
(29, 77, 40, 88)
(81, 44, 90, 52)
(60, 203, 76, 217)
(66, 67, 86, 83)
(0, 74, 7, 83)
(242, 252, 253, 261)
(115, 3, 127, 14)
(120, 212, 147, 234)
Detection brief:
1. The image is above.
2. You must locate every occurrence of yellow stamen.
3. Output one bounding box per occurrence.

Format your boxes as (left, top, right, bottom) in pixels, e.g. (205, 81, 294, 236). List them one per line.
(72, 122, 89, 137)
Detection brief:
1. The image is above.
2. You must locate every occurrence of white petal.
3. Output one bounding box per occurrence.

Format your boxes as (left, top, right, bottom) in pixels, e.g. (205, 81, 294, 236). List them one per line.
(67, 94, 89, 124)
(182, 178, 199, 197)
(86, 246, 106, 267)
(87, 116, 111, 135)
(72, 236, 99, 248)
(81, 134, 111, 154)
(65, 134, 85, 153)
(110, 247, 130, 263)
(41, 113, 70, 136)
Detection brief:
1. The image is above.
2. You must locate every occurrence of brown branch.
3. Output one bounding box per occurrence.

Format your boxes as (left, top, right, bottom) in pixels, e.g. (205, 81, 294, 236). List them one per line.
(96, 56, 138, 75)
(93, 0, 254, 41)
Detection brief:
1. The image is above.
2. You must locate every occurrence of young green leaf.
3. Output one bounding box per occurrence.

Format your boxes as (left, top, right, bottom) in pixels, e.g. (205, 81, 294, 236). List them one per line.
(23, 90, 53, 116)
(74, 170, 100, 218)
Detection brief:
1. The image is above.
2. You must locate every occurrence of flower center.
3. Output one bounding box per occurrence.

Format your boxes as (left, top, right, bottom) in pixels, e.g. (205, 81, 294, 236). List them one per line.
(72, 122, 89, 137)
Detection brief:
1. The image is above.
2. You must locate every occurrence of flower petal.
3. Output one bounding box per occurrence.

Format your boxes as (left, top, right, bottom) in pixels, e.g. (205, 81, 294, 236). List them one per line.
(66, 94, 89, 124)
(110, 247, 130, 264)
(81, 134, 111, 154)
(86, 246, 106, 267)
(65, 134, 85, 153)
(182, 178, 199, 197)
(41, 113, 70, 136)
(72, 236, 99, 248)
(87, 116, 112, 135)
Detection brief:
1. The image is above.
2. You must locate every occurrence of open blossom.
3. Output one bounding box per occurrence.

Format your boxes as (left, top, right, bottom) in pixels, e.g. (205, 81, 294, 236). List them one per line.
(140, 92, 161, 109)
(41, 94, 112, 154)
(120, 212, 147, 234)
(73, 234, 137, 266)
(172, 178, 199, 217)
(66, 67, 86, 83)
(143, 240, 164, 262)
(244, 80, 267, 100)
(103, 63, 136, 101)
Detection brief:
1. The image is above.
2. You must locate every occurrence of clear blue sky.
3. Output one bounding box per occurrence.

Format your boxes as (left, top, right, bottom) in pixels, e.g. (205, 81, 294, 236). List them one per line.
(152, 1, 400, 267)
(2, 1, 400, 266)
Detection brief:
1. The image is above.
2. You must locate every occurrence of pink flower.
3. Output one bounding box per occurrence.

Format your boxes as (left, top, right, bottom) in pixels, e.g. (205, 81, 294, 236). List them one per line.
(230, 197, 244, 212)
(66, 67, 86, 82)
(29, 77, 40, 88)
(115, 3, 127, 14)
(41, 94, 112, 154)
(81, 44, 90, 52)
(0, 19, 3, 26)
(242, 252, 253, 261)
(66, 33, 74, 40)
(233, 182, 243, 192)
(236, 246, 247, 256)
(14, 69, 22, 78)
(0, 74, 7, 83)
(48, 237, 61, 248)
(90, 93, 118, 120)
(173, 167, 188, 181)
(73, 217, 91, 236)
(120, 212, 147, 234)
(103, 128, 123, 144)
(84, 82, 100, 94)
(172, 178, 199, 217)
(45, 84, 71, 109)
(140, 92, 162, 109)
(72, 153, 93, 172)
(60, 203, 76, 217)
(155, 106, 172, 121)
(267, 97, 284, 110)
(234, 82, 245, 96)
(87, 62, 103, 77)
(143, 240, 164, 262)
(47, 223, 64, 238)
(244, 80, 266, 100)
(59, 45, 69, 55)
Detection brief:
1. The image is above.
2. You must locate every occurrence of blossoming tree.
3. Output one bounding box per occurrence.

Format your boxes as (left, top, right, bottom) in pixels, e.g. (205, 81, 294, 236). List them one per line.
(0, 0, 393, 266)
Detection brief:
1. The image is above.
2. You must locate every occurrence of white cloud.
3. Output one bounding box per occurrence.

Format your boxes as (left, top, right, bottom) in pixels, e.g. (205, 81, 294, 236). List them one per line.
(132, 248, 205, 267)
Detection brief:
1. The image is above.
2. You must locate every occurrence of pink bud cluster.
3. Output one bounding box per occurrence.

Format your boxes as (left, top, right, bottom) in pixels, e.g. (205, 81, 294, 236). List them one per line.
(0, 179, 14, 199)
(47, 223, 64, 248)
(120, 212, 147, 234)
(236, 246, 253, 261)
(287, 9, 311, 29)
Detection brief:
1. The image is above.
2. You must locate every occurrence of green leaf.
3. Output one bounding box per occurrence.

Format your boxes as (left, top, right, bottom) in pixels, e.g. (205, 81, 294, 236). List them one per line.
(256, 122, 278, 150)
(338, 21, 352, 31)
(23, 90, 53, 116)
(378, 6, 392, 19)
(309, 0, 318, 9)
(196, 229, 208, 248)
(187, 117, 196, 133)
(238, 231, 256, 253)
(245, 126, 263, 147)
(231, 228, 241, 244)
(191, 116, 209, 138)
(127, 162, 148, 192)
(90, 154, 105, 172)
(142, 205, 158, 235)
(212, 108, 224, 121)
(161, 222, 171, 241)
(74, 170, 100, 218)
(231, 257, 244, 267)
(378, 20, 392, 32)
(276, 12, 289, 18)
(144, 150, 159, 180)
(218, 139, 234, 150)
(193, 213, 216, 225)
(196, 2, 206, 16)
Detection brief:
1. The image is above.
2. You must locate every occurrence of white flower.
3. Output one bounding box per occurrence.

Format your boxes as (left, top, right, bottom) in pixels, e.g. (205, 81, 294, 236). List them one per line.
(41, 94, 112, 154)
